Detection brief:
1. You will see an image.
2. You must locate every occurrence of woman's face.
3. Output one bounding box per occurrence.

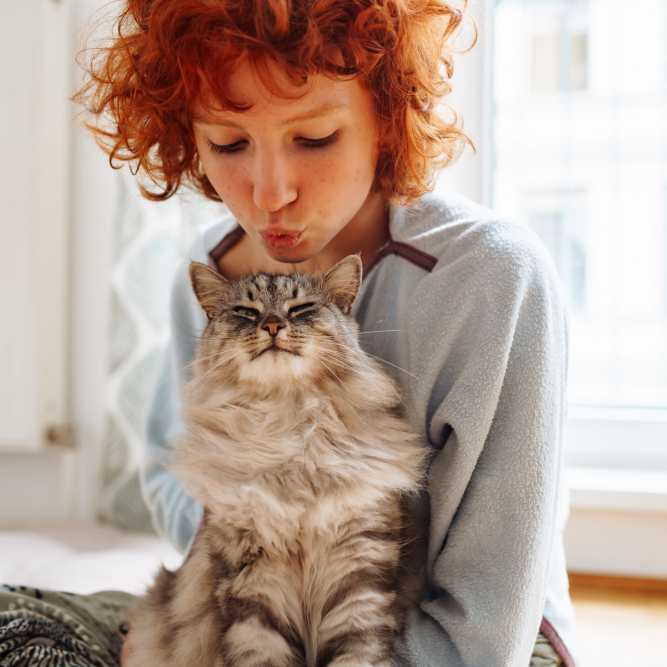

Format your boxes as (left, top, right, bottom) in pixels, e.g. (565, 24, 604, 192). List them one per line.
(192, 58, 384, 268)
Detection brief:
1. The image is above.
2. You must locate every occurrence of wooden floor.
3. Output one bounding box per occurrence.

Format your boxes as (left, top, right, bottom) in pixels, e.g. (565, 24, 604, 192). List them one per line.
(569, 574, 667, 667)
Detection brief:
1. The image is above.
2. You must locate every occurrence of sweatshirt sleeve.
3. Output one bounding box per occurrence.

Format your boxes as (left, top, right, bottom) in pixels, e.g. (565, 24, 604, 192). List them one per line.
(393, 221, 570, 666)
(140, 258, 206, 555)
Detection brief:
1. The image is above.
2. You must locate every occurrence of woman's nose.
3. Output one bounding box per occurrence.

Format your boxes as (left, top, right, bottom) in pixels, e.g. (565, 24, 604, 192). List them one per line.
(251, 150, 297, 212)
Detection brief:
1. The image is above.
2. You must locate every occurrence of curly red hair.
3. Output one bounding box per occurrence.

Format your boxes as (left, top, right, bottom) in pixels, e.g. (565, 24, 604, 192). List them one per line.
(73, 0, 476, 204)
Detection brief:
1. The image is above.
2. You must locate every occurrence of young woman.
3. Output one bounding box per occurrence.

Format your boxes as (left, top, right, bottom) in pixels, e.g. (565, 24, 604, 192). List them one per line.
(0, 1, 577, 665)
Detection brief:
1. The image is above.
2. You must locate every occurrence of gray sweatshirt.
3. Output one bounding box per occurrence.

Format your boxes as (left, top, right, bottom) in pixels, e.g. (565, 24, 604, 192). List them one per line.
(140, 191, 578, 666)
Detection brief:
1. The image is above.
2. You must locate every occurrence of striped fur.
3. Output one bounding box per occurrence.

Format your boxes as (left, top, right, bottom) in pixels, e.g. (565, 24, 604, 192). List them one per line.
(127, 255, 430, 666)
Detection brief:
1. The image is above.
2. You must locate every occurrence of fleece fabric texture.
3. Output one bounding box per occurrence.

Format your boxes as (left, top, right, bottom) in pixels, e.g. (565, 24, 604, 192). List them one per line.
(140, 191, 578, 666)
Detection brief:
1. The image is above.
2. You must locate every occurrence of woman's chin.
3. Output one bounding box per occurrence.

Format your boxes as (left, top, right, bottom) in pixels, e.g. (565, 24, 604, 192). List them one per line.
(263, 239, 317, 267)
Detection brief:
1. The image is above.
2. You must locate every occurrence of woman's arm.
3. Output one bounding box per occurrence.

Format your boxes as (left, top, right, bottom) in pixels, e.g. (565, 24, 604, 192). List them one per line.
(393, 222, 571, 665)
(139, 258, 206, 555)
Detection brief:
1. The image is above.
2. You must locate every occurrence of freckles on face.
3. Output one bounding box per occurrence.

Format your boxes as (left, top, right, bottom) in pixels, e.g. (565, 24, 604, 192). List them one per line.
(192, 59, 381, 252)
(200, 165, 233, 201)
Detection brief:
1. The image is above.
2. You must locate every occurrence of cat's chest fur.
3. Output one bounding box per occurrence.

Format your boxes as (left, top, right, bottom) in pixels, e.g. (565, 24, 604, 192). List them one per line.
(177, 393, 416, 562)
(213, 429, 399, 553)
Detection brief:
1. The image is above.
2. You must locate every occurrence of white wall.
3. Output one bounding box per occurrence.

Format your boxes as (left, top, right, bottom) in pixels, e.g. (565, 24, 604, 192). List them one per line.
(566, 510, 667, 578)
(0, 0, 117, 524)
(0, 2, 71, 453)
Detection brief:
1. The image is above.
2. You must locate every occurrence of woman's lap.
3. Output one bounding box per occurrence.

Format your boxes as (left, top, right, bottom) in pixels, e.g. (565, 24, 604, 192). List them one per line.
(0, 583, 562, 666)
(530, 632, 563, 666)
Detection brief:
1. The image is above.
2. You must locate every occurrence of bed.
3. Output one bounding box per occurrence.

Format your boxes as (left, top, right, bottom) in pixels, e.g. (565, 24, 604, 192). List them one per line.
(0, 520, 183, 595)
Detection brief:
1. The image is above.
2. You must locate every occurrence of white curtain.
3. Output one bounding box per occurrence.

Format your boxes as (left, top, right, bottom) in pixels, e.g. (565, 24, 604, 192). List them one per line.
(96, 168, 224, 531)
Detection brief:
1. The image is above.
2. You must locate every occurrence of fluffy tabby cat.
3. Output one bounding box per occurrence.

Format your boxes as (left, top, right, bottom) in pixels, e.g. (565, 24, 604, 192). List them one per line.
(126, 253, 430, 667)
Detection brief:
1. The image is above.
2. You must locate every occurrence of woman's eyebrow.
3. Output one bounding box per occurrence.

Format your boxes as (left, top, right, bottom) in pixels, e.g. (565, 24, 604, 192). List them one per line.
(193, 102, 347, 128)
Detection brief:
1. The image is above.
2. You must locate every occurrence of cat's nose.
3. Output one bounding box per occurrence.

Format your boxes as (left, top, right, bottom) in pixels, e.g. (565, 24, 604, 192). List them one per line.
(260, 315, 286, 337)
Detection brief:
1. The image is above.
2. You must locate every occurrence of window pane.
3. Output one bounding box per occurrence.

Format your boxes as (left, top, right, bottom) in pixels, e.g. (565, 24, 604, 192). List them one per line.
(492, 0, 667, 409)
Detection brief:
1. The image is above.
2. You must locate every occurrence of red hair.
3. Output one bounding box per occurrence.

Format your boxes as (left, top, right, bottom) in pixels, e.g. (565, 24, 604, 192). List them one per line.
(73, 0, 476, 204)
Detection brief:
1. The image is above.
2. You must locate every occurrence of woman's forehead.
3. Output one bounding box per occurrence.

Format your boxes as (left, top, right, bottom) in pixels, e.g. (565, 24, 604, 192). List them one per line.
(193, 59, 368, 126)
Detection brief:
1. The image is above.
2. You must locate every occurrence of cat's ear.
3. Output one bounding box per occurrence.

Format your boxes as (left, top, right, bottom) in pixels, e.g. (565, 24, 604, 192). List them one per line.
(322, 253, 363, 315)
(189, 261, 234, 319)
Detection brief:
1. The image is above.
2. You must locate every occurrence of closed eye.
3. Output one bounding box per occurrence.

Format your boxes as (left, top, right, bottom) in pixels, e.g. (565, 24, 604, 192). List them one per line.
(207, 131, 339, 155)
(208, 139, 244, 154)
(232, 306, 260, 320)
(288, 302, 318, 318)
(299, 132, 338, 149)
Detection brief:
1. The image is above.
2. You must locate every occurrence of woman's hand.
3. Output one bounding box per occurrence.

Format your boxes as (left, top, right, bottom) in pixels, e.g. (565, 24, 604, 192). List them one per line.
(119, 626, 134, 666)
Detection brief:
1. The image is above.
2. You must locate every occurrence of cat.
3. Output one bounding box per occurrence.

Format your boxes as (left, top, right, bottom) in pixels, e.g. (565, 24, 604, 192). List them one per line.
(126, 253, 431, 667)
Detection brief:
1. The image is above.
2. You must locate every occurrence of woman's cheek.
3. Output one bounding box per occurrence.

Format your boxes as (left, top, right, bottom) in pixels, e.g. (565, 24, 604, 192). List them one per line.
(303, 145, 344, 180)
(205, 161, 246, 201)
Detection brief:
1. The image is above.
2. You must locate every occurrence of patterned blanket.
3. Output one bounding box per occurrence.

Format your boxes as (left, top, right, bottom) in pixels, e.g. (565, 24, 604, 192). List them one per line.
(0, 584, 134, 667)
(0, 583, 562, 666)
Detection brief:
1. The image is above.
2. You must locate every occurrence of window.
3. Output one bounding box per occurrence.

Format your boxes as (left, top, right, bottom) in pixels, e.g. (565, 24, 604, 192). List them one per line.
(520, 188, 588, 313)
(529, 20, 588, 93)
(493, 0, 667, 416)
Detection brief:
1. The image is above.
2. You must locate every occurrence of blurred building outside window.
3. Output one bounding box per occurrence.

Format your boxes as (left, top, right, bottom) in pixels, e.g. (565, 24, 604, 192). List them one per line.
(493, 0, 667, 419)
(491, 0, 667, 476)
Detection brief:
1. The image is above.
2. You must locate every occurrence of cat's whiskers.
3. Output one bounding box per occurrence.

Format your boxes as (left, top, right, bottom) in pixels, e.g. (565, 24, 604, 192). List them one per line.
(185, 352, 243, 386)
(314, 352, 362, 376)
(316, 355, 346, 385)
(308, 344, 367, 379)
(185, 328, 240, 341)
(184, 332, 268, 367)
(363, 352, 417, 379)
(314, 340, 416, 381)
(309, 339, 362, 363)
(183, 350, 235, 371)
(357, 329, 401, 335)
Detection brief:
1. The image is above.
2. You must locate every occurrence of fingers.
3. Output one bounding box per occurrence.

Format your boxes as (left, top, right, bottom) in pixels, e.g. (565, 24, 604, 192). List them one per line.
(120, 627, 133, 666)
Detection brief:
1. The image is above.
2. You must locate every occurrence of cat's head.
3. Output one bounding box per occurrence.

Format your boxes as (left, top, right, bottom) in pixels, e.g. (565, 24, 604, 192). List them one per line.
(188, 254, 364, 390)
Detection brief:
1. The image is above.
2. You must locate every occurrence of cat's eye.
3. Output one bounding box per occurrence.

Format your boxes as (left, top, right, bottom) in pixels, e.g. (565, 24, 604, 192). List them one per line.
(232, 306, 260, 320)
(288, 302, 318, 318)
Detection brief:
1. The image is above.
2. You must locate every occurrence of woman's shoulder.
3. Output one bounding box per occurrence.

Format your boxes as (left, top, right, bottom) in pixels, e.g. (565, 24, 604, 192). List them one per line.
(168, 210, 238, 321)
(174, 210, 237, 280)
(392, 191, 561, 290)
(190, 210, 239, 263)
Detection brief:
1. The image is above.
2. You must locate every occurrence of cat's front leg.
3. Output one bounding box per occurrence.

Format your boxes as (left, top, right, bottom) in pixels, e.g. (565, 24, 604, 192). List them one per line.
(317, 588, 399, 667)
(221, 613, 306, 667)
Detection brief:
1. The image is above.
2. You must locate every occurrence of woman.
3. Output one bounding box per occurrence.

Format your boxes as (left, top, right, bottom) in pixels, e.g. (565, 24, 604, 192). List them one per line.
(0, 1, 577, 665)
